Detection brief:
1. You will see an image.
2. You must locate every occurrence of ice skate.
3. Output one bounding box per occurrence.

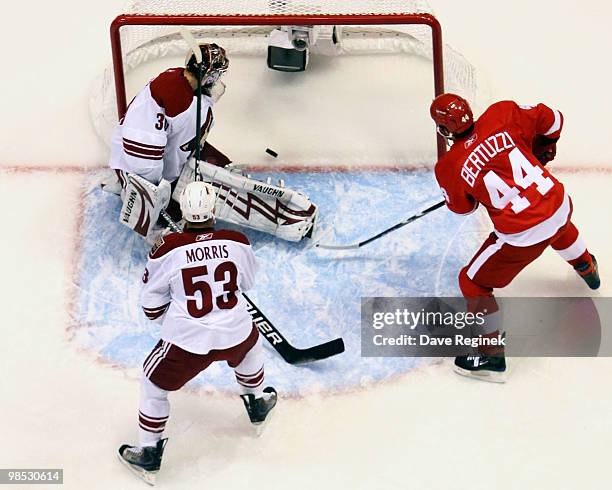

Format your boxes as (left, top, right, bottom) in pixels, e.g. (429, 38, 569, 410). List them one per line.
(117, 438, 167, 486)
(454, 354, 506, 383)
(574, 254, 600, 290)
(240, 387, 277, 435)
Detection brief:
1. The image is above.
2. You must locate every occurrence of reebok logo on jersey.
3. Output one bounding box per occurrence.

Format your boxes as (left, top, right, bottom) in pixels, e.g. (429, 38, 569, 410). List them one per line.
(196, 233, 214, 242)
(465, 133, 478, 149)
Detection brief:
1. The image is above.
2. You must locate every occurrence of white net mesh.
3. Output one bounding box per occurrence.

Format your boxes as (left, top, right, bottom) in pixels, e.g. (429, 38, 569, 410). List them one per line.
(90, 0, 482, 149)
(123, 0, 433, 16)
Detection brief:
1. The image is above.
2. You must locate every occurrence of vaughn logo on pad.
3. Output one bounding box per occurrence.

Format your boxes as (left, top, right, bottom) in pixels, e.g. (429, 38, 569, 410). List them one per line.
(252, 184, 285, 198)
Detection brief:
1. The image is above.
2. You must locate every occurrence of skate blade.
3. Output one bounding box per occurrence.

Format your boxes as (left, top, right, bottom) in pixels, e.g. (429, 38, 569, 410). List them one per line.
(453, 366, 506, 384)
(250, 411, 275, 438)
(117, 454, 158, 486)
(251, 418, 269, 438)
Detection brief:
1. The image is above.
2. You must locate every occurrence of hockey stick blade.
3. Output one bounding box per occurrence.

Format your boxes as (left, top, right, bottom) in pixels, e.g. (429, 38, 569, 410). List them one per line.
(244, 294, 345, 365)
(180, 28, 202, 62)
(315, 200, 446, 250)
(315, 242, 360, 251)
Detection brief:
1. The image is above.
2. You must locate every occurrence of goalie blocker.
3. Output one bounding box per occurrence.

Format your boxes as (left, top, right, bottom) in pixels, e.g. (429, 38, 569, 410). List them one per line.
(173, 159, 317, 242)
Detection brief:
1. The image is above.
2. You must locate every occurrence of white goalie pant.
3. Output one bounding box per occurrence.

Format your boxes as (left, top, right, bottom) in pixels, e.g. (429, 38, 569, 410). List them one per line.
(173, 159, 317, 242)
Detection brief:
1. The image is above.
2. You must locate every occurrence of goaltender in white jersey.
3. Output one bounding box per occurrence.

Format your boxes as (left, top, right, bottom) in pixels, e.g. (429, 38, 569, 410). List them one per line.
(105, 42, 317, 243)
(109, 57, 224, 186)
(118, 182, 277, 485)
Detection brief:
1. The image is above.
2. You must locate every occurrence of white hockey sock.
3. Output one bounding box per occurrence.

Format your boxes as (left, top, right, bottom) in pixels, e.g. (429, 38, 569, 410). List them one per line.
(138, 377, 170, 447)
(235, 366, 265, 398)
(233, 335, 266, 398)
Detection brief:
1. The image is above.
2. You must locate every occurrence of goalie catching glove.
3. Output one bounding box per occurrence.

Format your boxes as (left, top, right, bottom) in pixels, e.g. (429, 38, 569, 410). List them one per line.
(173, 158, 317, 242)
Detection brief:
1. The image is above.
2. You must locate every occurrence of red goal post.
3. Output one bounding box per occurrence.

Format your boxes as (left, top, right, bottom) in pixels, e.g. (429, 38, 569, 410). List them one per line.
(110, 12, 447, 157)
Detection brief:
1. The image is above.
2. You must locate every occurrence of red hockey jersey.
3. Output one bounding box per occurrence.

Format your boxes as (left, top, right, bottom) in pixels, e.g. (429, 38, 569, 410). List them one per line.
(435, 101, 568, 246)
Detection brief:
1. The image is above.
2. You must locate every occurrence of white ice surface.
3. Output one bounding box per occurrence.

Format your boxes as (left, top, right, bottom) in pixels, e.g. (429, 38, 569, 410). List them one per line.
(1, 1, 612, 489)
(1, 174, 611, 488)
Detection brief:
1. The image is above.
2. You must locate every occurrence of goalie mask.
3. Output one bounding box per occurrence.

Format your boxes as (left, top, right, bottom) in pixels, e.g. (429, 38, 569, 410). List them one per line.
(430, 93, 474, 139)
(180, 182, 216, 223)
(185, 43, 229, 87)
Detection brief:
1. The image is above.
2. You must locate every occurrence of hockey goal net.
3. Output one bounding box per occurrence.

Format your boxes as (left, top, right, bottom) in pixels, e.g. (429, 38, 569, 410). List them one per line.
(92, 0, 480, 160)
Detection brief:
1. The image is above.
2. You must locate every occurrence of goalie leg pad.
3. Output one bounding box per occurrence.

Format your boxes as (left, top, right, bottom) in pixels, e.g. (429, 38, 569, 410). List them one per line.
(197, 162, 318, 242)
(172, 146, 233, 203)
(120, 174, 171, 237)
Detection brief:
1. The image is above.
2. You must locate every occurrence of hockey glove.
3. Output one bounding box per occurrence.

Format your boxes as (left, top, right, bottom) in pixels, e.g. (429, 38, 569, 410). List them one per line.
(532, 135, 558, 166)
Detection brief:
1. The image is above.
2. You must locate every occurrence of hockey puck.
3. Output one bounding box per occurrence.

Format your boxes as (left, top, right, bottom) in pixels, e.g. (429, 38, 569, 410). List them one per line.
(265, 148, 279, 158)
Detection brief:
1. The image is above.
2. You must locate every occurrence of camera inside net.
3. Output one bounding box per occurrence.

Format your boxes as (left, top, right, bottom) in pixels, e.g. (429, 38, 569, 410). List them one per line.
(267, 25, 342, 72)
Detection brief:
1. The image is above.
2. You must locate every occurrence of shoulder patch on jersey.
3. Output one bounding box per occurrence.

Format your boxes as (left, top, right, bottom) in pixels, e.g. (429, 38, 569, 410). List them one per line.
(150, 235, 165, 256)
(150, 68, 193, 118)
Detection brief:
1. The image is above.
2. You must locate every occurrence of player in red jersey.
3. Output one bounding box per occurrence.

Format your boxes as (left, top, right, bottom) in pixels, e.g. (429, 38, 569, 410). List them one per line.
(431, 93, 600, 382)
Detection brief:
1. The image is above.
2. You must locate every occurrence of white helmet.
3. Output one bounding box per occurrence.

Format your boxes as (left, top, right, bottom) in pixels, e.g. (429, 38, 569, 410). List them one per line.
(180, 182, 216, 223)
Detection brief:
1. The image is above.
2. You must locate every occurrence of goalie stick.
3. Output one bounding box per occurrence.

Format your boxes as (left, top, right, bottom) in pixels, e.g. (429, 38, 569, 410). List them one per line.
(315, 200, 446, 250)
(160, 210, 346, 365)
(180, 28, 204, 181)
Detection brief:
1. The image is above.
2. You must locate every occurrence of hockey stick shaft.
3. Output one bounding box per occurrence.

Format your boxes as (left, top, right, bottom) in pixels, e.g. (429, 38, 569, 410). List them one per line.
(180, 28, 203, 181)
(160, 210, 182, 233)
(194, 63, 203, 181)
(159, 210, 345, 364)
(242, 294, 345, 365)
(316, 200, 446, 250)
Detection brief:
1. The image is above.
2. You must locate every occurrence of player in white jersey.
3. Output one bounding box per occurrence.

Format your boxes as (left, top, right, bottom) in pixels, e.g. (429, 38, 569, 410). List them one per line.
(118, 182, 277, 485)
(109, 43, 230, 186)
(104, 41, 318, 243)
(105, 43, 232, 238)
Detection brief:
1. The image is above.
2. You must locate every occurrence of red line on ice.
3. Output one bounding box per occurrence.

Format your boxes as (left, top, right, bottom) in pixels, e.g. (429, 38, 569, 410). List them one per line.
(1, 163, 611, 174)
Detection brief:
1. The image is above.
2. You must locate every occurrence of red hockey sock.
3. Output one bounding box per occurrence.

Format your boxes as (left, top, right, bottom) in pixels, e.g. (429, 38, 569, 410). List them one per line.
(551, 221, 591, 268)
(568, 250, 591, 268)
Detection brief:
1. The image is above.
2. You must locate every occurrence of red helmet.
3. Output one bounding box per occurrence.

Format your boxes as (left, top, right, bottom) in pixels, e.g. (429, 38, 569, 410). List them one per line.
(430, 93, 474, 137)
